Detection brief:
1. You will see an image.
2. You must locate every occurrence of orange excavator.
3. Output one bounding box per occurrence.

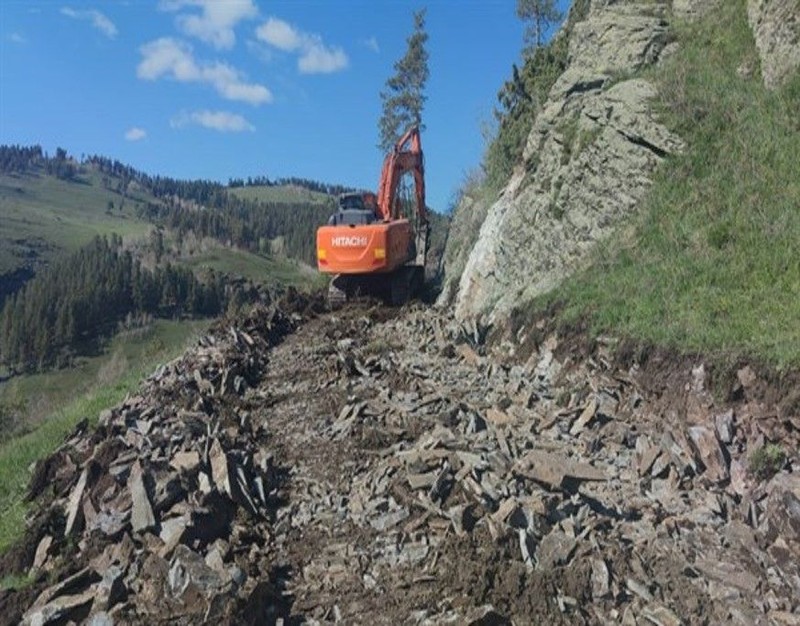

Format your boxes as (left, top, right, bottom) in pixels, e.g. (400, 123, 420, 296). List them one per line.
(316, 126, 429, 306)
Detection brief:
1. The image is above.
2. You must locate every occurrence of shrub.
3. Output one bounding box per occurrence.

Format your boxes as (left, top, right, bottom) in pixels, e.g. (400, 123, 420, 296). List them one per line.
(748, 443, 786, 479)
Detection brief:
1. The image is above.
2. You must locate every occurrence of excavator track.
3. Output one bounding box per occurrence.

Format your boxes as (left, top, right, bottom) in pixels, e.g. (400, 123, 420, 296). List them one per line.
(327, 274, 377, 309)
(327, 267, 423, 309)
(389, 266, 424, 306)
(389, 272, 410, 307)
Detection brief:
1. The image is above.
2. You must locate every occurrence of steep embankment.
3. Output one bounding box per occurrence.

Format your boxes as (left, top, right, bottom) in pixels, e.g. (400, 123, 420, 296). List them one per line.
(440, 0, 800, 368)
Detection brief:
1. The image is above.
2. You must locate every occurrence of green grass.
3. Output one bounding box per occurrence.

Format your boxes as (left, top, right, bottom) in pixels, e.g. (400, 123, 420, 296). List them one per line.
(0, 319, 207, 426)
(0, 319, 208, 553)
(0, 572, 35, 591)
(0, 168, 155, 275)
(228, 184, 335, 207)
(748, 443, 786, 479)
(178, 243, 325, 289)
(531, 0, 800, 367)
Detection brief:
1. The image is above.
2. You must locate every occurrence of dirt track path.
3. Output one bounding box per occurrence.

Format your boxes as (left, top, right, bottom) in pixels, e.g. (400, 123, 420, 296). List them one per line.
(250, 303, 800, 625)
(257, 309, 461, 622)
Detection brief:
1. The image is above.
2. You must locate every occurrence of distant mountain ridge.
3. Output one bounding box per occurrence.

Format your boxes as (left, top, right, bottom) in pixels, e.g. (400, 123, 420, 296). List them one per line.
(0, 145, 352, 293)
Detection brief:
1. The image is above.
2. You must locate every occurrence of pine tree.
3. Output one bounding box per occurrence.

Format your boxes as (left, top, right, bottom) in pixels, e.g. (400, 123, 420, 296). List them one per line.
(517, 0, 563, 50)
(378, 9, 430, 152)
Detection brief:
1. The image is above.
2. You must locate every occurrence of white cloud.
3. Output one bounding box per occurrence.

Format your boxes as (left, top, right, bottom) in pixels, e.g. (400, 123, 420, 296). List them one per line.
(246, 40, 274, 65)
(125, 127, 147, 141)
(171, 110, 255, 132)
(256, 17, 349, 75)
(256, 17, 302, 52)
(9, 32, 27, 45)
(298, 42, 348, 74)
(137, 38, 272, 106)
(160, 0, 257, 50)
(61, 7, 118, 39)
(362, 36, 380, 54)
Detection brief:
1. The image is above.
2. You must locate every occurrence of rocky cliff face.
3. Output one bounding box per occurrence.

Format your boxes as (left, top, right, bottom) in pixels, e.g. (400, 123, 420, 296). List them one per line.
(439, 0, 798, 324)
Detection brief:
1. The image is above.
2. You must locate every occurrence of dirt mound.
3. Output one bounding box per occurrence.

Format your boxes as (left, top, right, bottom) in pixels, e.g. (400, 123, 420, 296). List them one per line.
(3, 299, 800, 625)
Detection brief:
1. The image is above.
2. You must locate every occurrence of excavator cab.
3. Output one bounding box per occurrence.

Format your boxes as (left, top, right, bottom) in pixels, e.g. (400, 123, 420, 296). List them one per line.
(327, 193, 379, 226)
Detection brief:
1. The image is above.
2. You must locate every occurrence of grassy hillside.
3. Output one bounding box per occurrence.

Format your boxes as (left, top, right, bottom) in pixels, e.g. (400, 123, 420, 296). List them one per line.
(229, 184, 335, 207)
(179, 241, 326, 288)
(534, 1, 800, 367)
(0, 166, 327, 293)
(0, 319, 207, 431)
(0, 168, 154, 276)
(0, 319, 207, 553)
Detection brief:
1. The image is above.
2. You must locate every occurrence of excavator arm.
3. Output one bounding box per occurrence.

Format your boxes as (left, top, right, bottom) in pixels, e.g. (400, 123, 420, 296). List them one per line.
(376, 126, 427, 224)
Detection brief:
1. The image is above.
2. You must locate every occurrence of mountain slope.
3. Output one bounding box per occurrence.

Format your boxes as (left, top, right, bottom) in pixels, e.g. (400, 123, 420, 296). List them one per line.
(440, 0, 800, 366)
(0, 169, 154, 297)
(0, 154, 340, 302)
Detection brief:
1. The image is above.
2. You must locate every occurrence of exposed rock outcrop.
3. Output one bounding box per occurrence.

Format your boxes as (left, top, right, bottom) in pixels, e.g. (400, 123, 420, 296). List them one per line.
(437, 181, 492, 305)
(747, 0, 800, 89)
(441, 0, 800, 326)
(441, 1, 687, 324)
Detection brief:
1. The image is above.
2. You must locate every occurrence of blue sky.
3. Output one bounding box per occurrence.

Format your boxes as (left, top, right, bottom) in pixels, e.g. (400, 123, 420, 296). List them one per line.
(0, 1, 567, 212)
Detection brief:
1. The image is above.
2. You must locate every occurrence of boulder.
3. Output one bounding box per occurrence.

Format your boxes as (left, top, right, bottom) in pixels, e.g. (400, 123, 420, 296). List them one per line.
(747, 0, 800, 90)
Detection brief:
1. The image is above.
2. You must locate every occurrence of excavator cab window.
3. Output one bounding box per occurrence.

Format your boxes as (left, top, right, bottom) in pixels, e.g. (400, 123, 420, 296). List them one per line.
(328, 209, 377, 226)
(339, 193, 365, 210)
(328, 193, 377, 226)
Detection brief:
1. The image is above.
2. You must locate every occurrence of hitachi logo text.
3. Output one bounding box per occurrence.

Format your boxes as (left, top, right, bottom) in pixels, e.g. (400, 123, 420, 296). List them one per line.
(331, 236, 368, 247)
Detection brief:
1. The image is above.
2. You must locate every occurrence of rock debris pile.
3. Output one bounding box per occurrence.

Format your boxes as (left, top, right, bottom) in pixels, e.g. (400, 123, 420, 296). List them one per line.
(3, 300, 800, 625)
(6, 295, 315, 626)
(258, 307, 800, 625)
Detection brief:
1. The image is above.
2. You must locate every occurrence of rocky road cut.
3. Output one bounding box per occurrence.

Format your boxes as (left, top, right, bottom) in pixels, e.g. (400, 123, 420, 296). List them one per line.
(2, 293, 800, 625)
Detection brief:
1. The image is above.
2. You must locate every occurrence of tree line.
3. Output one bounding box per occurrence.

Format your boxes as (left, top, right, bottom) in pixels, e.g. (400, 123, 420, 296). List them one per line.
(87, 155, 356, 215)
(227, 175, 355, 197)
(86, 155, 343, 264)
(0, 235, 227, 373)
(0, 145, 46, 173)
(138, 197, 333, 266)
(0, 145, 77, 180)
(1, 147, 345, 266)
(87, 154, 227, 206)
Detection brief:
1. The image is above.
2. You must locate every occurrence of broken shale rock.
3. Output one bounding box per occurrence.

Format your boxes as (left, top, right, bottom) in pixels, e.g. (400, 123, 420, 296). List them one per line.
(7, 295, 800, 625)
(9, 297, 312, 626)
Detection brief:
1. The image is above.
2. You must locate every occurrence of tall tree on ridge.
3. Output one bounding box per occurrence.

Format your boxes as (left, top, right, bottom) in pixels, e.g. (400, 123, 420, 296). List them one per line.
(517, 0, 563, 50)
(378, 8, 430, 152)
